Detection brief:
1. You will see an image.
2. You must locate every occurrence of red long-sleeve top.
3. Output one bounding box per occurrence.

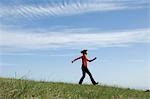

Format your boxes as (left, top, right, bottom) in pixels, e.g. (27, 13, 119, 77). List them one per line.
(73, 55, 90, 68)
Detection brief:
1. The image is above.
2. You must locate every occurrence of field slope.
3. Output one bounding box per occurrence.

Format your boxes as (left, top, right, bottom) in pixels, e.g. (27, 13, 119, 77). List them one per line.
(0, 77, 149, 99)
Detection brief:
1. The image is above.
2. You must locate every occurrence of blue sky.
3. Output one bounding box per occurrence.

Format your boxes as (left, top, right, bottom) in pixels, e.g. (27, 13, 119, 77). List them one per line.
(0, 0, 150, 89)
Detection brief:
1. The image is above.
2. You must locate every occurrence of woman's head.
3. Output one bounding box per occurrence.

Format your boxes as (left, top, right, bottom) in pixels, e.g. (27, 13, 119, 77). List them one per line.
(81, 49, 88, 55)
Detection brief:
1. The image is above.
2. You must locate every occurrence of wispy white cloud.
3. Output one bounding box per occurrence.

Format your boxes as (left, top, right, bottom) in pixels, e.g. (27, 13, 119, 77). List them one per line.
(0, 52, 75, 57)
(0, 63, 18, 67)
(0, 28, 149, 50)
(0, 0, 149, 18)
(0, 52, 34, 56)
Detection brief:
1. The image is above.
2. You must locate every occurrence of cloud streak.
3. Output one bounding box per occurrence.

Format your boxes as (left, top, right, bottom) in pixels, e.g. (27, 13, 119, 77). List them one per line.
(0, 28, 149, 51)
(0, 0, 149, 18)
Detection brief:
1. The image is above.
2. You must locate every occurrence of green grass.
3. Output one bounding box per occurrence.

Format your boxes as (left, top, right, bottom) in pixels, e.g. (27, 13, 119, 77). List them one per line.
(0, 77, 149, 99)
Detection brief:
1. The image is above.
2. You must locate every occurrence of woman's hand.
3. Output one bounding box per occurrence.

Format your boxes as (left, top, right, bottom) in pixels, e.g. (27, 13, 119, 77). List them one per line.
(71, 60, 74, 63)
(93, 57, 97, 60)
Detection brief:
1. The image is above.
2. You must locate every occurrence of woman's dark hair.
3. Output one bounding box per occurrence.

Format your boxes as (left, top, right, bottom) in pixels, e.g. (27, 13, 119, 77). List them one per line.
(81, 49, 88, 54)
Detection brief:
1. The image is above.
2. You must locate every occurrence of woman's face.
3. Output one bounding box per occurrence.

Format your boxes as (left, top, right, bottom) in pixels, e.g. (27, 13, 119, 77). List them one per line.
(85, 51, 88, 55)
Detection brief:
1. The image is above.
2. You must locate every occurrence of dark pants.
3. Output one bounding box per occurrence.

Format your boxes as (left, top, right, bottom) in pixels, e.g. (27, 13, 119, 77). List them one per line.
(79, 65, 96, 84)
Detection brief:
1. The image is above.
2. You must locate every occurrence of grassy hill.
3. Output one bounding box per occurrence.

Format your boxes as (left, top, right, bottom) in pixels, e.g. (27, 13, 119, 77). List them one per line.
(0, 77, 149, 99)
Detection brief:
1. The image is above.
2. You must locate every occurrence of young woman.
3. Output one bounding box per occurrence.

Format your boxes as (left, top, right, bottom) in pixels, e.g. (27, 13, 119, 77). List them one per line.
(72, 49, 98, 85)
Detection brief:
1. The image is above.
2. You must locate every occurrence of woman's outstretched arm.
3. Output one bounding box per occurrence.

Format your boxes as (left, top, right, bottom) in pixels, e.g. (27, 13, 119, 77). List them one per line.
(89, 57, 97, 62)
(72, 56, 82, 63)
